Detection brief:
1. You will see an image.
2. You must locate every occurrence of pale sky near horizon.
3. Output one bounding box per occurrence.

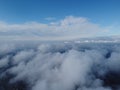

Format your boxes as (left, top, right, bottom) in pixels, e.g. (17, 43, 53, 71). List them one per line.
(0, 0, 120, 40)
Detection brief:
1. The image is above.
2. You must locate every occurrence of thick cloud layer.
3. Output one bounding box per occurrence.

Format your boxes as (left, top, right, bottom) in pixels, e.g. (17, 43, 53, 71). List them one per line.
(0, 41, 120, 90)
(0, 16, 108, 40)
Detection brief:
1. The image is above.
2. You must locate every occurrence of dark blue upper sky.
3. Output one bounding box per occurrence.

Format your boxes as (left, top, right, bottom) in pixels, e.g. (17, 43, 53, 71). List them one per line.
(0, 0, 120, 26)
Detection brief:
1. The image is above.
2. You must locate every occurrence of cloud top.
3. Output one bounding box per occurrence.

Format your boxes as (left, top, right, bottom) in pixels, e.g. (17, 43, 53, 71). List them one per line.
(0, 41, 120, 90)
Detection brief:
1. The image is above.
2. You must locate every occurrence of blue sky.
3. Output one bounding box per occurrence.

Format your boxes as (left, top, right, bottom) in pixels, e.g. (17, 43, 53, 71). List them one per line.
(0, 0, 120, 24)
(0, 0, 120, 40)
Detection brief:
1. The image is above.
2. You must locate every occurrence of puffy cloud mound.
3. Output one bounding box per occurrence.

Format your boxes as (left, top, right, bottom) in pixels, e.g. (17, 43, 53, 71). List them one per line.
(0, 41, 120, 90)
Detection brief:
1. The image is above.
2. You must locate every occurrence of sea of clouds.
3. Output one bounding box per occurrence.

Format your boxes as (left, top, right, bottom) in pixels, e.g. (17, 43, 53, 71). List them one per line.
(0, 41, 120, 90)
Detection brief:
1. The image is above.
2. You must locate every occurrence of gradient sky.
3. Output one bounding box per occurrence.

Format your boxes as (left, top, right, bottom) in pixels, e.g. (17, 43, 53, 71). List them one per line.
(0, 0, 120, 40)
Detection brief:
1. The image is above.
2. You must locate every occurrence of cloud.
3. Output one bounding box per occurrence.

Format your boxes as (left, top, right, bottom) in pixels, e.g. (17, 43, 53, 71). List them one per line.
(0, 41, 120, 90)
(0, 56, 9, 68)
(45, 17, 56, 21)
(0, 43, 16, 56)
(12, 50, 35, 65)
(0, 16, 108, 40)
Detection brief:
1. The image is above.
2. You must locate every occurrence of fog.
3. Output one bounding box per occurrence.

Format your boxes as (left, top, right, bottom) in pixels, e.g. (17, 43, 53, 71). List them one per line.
(0, 41, 120, 90)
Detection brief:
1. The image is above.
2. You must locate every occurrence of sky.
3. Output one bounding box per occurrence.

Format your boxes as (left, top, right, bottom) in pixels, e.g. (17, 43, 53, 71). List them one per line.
(0, 0, 120, 40)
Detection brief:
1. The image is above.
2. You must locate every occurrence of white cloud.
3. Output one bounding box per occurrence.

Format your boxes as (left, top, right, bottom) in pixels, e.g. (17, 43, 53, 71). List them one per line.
(0, 56, 9, 68)
(0, 16, 108, 40)
(0, 41, 120, 90)
(12, 50, 35, 65)
(45, 17, 56, 21)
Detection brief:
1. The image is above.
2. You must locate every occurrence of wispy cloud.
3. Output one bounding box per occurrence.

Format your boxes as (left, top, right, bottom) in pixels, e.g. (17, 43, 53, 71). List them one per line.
(45, 17, 56, 21)
(0, 16, 109, 40)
